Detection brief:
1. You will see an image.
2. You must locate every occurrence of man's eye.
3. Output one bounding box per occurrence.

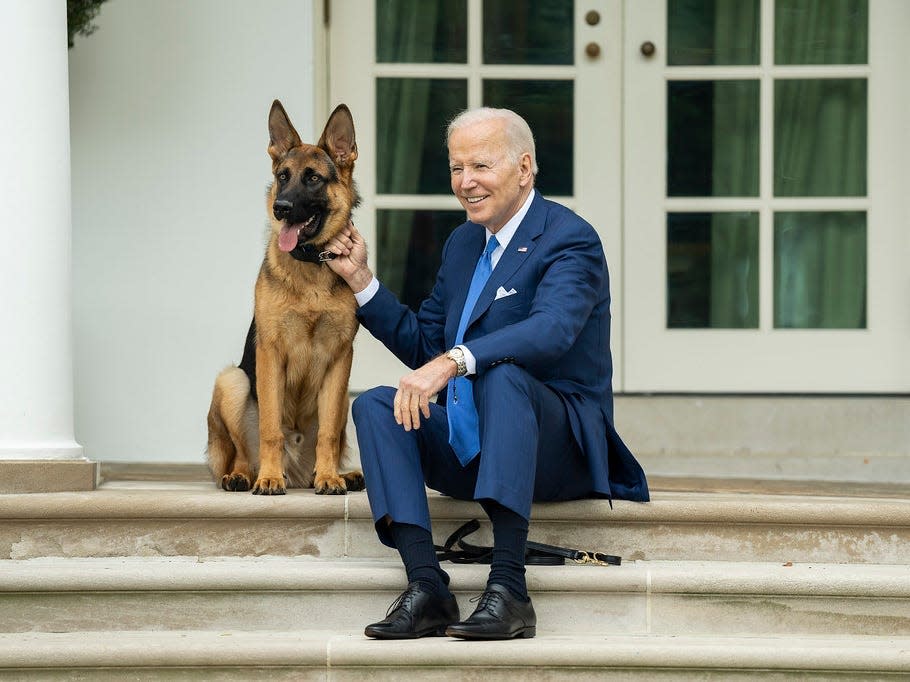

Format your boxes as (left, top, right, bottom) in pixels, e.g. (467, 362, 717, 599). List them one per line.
(450, 167, 462, 174)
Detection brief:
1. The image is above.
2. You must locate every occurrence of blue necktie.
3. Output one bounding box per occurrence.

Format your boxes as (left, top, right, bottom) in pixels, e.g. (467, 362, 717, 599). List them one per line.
(447, 235, 499, 465)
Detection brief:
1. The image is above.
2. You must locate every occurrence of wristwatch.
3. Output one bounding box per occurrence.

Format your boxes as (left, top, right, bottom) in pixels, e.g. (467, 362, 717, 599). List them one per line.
(445, 347, 468, 377)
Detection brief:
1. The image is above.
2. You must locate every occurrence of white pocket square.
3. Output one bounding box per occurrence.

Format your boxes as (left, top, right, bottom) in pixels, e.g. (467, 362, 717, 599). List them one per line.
(495, 286, 518, 300)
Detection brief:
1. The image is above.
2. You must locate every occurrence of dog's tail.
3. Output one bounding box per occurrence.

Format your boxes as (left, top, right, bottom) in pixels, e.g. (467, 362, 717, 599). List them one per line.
(206, 366, 255, 486)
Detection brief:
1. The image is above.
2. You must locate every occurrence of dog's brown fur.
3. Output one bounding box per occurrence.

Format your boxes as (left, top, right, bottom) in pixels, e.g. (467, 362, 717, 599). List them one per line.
(206, 101, 364, 495)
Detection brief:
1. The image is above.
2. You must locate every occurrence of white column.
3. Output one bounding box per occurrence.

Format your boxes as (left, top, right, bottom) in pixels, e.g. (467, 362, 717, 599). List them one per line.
(0, 0, 83, 462)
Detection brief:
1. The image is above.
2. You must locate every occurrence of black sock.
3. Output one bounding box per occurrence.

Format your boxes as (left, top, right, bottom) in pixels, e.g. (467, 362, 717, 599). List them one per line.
(480, 500, 530, 601)
(388, 522, 452, 598)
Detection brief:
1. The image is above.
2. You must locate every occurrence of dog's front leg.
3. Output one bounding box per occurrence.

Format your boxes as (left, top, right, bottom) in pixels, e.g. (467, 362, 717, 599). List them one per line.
(252, 343, 287, 495)
(313, 346, 361, 495)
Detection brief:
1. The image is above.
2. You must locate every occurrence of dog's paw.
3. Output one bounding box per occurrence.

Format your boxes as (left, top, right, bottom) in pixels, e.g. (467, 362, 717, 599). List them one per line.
(342, 471, 365, 492)
(251, 475, 287, 495)
(221, 473, 251, 492)
(314, 473, 348, 495)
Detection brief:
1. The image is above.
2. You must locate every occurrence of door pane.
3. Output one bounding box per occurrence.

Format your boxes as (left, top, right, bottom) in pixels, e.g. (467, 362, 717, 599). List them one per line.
(774, 79, 867, 197)
(668, 80, 760, 197)
(376, 0, 467, 63)
(483, 79, 574, 196)
(376, 78, 467, 194)
(668, 0, 760, 65)
(774, 211, 866, 328)
(775, 0, 868, 65)
(667, 212, 759, 329)
(483, 0, 573, 65)
(377, 209, 465, 311)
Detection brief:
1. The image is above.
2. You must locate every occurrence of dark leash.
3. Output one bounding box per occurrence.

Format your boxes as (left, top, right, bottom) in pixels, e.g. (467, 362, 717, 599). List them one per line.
(435, 519, 621, 567)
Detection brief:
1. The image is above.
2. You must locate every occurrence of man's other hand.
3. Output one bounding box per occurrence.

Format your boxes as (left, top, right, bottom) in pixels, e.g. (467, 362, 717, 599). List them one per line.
(393, 355, 458, 431)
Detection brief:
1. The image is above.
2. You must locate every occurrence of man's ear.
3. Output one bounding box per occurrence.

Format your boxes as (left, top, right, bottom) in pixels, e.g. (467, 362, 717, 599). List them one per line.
(518, 152, 534, 186)
(268, 100, 303, 161)
(318, 104, 358, 168)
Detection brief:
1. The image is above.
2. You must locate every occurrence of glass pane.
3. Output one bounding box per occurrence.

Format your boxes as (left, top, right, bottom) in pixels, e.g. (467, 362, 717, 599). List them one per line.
(774, 79, 867, 197)
(774, 212, 866, 328)
(483, 80, 573, 196)
(668, 0, 760, 65)
(667, 212, 759, 329)
(483, 0, 573, 65)
(377, 209, 466, 311)
(668, 80, 760, 197)
(775, 0, 868, 65)
(376, 0, 467, 63)
(376, 78, 467, 194)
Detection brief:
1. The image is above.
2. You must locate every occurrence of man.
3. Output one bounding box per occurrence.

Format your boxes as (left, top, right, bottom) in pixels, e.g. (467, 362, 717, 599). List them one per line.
(325, 107, 649, 640)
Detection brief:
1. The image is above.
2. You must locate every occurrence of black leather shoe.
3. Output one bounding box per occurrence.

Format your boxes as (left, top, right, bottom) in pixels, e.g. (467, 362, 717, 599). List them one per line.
(445, 583, 536, 640)
(364, 582, 460, 639)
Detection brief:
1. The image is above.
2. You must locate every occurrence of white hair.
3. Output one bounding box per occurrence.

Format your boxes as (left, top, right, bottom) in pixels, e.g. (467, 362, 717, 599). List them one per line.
(446, 107, 538, 176)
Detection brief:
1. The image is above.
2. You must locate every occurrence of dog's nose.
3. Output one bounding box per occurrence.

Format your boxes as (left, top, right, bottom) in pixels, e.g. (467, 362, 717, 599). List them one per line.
(273, 200, 293, 220)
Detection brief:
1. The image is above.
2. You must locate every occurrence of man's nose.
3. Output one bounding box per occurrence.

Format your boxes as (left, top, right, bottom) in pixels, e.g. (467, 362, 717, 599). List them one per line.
(459, 169, 476, 188)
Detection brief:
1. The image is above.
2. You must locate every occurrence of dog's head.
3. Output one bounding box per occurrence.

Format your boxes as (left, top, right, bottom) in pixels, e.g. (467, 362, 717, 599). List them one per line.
(266, 100, 360, 253)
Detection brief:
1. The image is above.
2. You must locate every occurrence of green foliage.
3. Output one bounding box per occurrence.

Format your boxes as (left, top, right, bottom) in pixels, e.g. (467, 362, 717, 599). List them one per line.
(67, 0, 109, 48)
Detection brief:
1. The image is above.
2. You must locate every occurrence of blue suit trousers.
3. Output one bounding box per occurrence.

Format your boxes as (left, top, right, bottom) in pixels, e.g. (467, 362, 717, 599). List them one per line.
(352, 363, 594, 548)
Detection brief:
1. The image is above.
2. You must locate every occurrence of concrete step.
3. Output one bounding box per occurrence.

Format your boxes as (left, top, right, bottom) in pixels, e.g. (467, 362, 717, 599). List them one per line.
(2, 482, 909, 563)
(2, 557, 908, 638)
(0, 630, 907, 680)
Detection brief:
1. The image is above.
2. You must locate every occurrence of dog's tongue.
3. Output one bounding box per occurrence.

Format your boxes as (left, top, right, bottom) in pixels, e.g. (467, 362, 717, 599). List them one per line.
(278, 224, 299, 252)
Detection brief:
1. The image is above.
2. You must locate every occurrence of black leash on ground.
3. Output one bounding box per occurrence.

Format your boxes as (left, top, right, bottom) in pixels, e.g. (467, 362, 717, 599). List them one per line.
(435, 519, 621, 566)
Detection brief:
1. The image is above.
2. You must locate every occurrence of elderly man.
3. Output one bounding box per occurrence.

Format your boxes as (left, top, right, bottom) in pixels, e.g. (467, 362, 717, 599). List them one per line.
(325, 107, 649, 640)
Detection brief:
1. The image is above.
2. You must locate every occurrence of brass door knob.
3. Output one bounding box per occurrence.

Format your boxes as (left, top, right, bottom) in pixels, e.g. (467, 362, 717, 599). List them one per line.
(585, 42, 601, 58)
(585, 10, 601, 26)
(640, 41, 656, 57)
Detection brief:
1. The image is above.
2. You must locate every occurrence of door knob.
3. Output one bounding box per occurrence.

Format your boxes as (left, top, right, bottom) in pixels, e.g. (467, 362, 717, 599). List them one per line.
(585, 10, 600, 26)
(640, 41, 656, 57)
(585, 42, 601, 58)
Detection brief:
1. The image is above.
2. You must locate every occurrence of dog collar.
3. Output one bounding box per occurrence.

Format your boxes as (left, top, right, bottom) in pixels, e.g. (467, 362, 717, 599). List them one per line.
(289, 243, 336, 264)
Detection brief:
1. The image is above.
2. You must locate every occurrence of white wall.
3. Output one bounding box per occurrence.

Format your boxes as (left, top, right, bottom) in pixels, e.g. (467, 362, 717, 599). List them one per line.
(69, 0, 317, 462)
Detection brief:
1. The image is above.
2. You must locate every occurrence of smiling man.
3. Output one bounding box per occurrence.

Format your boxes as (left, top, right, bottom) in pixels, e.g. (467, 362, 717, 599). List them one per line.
(325, 107, 649, 640)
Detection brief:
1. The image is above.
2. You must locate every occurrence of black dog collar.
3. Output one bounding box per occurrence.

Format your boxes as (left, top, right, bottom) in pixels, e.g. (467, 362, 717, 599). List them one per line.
(289, 243, 336, 264)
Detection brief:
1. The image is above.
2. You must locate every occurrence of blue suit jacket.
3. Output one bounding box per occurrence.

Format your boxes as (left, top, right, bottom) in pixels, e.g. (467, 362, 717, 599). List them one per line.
(357, 192, 649, 502)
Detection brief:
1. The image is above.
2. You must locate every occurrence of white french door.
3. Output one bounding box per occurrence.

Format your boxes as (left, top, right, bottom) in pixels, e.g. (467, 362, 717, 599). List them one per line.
(329, 1, 909, 394)
(329, 0, 625, 392)
(623, 0, 910, 392)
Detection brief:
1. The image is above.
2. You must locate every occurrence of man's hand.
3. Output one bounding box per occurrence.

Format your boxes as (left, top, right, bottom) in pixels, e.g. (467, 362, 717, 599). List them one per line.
(325, 220, 374, 293)
(394, 354, 459, 431)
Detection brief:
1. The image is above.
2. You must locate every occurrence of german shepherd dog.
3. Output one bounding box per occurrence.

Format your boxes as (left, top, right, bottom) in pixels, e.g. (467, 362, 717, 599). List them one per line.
(206, 101, 365, 495)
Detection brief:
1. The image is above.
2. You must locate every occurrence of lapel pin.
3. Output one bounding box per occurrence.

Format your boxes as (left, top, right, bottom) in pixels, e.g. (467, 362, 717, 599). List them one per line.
(517, 246, 528, 252)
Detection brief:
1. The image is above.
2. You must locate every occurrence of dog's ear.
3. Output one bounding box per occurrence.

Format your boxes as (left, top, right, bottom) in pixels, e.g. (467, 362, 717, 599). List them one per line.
(268, 100, 302, 161)
(318, 104, 358, 168)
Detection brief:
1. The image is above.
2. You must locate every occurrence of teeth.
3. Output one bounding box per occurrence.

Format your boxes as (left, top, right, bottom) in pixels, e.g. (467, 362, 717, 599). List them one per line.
(295, 214, 317, 238)
(466, 196, 485, 204)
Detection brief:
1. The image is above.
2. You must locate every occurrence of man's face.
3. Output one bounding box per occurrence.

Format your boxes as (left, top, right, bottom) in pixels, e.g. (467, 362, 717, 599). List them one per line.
(448, 119, 532, 233)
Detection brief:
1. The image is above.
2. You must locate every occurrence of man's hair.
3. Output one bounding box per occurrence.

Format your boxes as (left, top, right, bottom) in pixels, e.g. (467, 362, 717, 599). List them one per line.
(446, 107, 539, 176)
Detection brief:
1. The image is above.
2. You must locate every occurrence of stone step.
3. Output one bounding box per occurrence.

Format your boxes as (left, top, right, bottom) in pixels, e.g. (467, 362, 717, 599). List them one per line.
(2, 482, 909, 563)
(0, 630, 907, 679)
(2, 557, 908, 638)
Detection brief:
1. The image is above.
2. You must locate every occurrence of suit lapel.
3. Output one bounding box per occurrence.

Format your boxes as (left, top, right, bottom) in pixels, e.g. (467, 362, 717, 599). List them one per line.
(445, 225, 486, 345)
(465, 193, 547, 331)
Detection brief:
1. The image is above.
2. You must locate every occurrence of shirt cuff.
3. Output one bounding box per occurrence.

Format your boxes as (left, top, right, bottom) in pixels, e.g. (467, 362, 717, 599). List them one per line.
(353, 276, 380, 307)
(456, 344, 477, 376)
